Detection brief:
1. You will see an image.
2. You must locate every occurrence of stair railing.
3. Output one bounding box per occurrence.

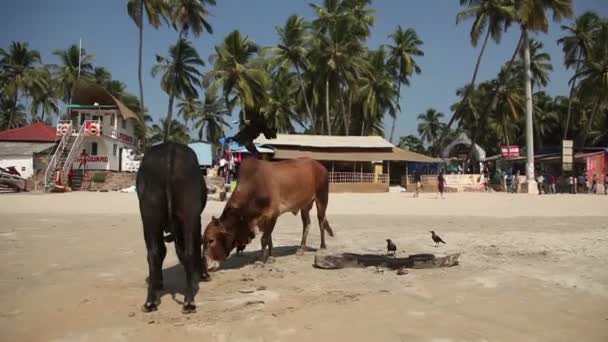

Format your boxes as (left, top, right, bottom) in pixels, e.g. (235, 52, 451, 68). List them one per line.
(60, 122, 88, 185)
(44, 121, 72, 189)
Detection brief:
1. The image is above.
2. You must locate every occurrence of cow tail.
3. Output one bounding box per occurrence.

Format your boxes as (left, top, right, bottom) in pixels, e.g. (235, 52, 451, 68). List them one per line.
(165, 144, 175, 237)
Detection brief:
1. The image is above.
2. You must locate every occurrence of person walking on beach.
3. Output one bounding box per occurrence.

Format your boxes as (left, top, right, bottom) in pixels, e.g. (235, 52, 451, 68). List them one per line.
(536, 172, 544, 195)
(578, 174, 586, 193)
(414, 170, 422, 198)
(512, 171, 520, 193)
(437, 171, 446, 199)
(591, 174, 598, 194)
(549, 174, 557, 194)
(78, 149, 88, 170)
(568, 175, 575, 194)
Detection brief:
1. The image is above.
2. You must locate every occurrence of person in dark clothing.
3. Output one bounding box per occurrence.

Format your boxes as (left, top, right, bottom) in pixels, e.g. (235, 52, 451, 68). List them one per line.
(414, 171, 422, 198)
(437, 171, 446, 199)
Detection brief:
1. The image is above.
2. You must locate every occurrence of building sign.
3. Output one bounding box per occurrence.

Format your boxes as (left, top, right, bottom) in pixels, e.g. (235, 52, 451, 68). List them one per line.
(78, 156, 109, 163)
(118, 133, 134, 144)
(562, 140, 573, 172)
(500, 145, 520, 158)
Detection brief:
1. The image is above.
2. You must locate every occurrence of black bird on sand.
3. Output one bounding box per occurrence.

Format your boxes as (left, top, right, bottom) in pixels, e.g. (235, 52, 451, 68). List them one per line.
(386, 239, 397, 256)
(430, 230, 446, 247)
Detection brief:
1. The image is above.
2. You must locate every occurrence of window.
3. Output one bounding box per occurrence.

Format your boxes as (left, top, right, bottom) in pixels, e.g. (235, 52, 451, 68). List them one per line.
(110, 114, 115, 126)
(91, 142, 98, 156)
(113, 144, 117, 156)
(121, 117, 127, 129)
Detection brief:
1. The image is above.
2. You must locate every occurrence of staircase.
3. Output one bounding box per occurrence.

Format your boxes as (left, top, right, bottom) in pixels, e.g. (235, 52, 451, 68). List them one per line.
(70, 169, 85, 191)
(44, 122, 86, 191)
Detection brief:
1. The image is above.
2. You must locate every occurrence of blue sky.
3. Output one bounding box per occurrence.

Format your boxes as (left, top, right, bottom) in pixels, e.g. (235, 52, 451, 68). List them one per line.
(1, 0, 607, 139)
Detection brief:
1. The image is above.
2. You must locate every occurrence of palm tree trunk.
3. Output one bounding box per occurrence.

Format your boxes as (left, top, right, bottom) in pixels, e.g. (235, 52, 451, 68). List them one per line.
(41, 106, 46, 123)
(580, 97, 601, 148)
(9, 92, 18, 129)
(164, 93, 175, 143)
(325, 76, 331, 135)
(389, 78, 402, 143)
(444, 29, 492, 135)
(468, 30, 525, 165)
(347, 92, 353, 136)
(137, 0, 146, 151)
(563, 50, 582, 141)
(523, 29, 535, 184)
(295, 65, 313, 132)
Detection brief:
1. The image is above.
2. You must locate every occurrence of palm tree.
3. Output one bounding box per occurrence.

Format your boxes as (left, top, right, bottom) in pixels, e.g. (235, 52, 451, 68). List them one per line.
(557, 11, 601, 139)
(204, 30, 268, 123)
(264, 69, 305, 133)
(151, 38, 204, 142)
(148, 118, 191, 145)
(177, 96, 202, 128)
(30, 67, 59, 123)
(398, 135, 425, 153)
(417, 108, 445, 148)
(127, 0, 168, 150)
(517, 38, 553, 90)
(0, 41, 42, 128)
(572, 20, 608, 147)
(93, 66, 112, 86)
(516, 0, 572, 182)
(0, 96, 27, 130)
(274, 15, 314, 129)
(358, 48, 398, 136)
(448, 0, 516, 132)
(192, 87, 230, 143)
(52, 44, 94, 106)
(386, 26, 424, 142)
(532, 91, 559, 150)
(168, 0, 215, 37)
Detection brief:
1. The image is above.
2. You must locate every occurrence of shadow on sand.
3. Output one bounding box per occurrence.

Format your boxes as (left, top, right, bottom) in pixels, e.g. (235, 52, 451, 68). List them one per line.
(147, 244, 314, 306)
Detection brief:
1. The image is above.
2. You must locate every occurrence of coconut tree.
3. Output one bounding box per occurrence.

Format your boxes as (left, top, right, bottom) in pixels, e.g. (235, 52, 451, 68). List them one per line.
(263, 69, 305, 133)
(192, 87, 230, 143)
(30, 68, 59, 123)
(0, 96, 27, 130)
(385, 26, 424, 142)
(0, 41, 42, 128)
(204, 30, 267, 123)
(148, 118, 190, 145)
(52, 44, 94, 105)
(177, 96, 202, 128)
(517, 38, 553, 90)
(417, 108, 445, 147)
(93, 67, 112, 86)
(532, 91, 559, 150)
(572, 20, 608, 147)
(168, 0, 215, 38)
(513, 0, 572, 183)
(273, 15, 314, 128)
(447, 0, 516, 132)
(557, 11, 601, 139)
(398, 135, 425, 153)
(151, 38, 204, 142)
(358, 48, 398, 136)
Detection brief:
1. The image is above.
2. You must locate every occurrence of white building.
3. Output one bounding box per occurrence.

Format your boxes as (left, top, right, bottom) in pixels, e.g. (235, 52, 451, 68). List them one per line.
(0, 123, 58, 179)
(45, 81, 141, 187)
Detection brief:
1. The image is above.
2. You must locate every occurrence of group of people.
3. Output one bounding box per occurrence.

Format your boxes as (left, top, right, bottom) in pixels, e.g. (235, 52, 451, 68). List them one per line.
(534, 171, 606, 195)
(412, 170, 447, 199)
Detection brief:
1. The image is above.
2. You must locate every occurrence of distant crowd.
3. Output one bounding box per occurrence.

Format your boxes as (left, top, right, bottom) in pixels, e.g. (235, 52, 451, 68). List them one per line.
(497, 170, 607, 195)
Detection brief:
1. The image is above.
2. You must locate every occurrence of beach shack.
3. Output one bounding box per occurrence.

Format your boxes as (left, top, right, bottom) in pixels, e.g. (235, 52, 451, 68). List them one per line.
(254, 134, 441, 192)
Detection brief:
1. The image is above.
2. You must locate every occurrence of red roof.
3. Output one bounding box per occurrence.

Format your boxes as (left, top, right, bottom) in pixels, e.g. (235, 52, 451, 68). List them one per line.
(0, 123, 58, 142)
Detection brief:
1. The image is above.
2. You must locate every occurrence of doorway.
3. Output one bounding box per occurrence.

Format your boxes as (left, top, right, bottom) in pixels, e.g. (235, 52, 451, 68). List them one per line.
(118, 148, 123, 171)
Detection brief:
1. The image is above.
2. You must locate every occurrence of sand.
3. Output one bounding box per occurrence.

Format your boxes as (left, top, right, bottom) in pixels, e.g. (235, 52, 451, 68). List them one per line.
(0, 191, 607, 342)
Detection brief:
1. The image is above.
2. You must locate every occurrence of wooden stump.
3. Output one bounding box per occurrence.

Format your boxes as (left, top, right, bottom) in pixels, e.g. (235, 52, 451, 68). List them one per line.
(314, 252, 460, 270)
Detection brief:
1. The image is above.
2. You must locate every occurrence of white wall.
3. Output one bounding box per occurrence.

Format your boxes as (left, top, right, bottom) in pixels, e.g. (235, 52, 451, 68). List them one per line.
(0, 156, 33, 178)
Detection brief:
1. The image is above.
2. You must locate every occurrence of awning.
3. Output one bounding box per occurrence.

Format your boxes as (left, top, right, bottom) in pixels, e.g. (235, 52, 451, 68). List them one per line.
(71, 80, 140, 122)
(272, 147, 441, 163)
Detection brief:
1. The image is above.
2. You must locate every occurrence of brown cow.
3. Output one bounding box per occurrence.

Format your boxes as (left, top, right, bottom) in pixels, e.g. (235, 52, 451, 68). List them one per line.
(203, 157, 333, 271)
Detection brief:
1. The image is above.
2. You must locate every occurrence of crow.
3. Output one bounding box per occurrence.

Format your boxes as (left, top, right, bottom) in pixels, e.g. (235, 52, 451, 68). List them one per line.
(386, 239, 397, 257)
(430, 230, 446, 247)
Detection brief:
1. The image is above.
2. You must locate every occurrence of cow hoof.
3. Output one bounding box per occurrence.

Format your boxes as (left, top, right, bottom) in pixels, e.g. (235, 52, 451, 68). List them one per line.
(200, 273, 212, 282)
(141, 302, 158, 313)
(319, 245, 327, 250)
(296, 248, 305, 256)
(265, 256, 275, 264)
(182, 303, 196, 314)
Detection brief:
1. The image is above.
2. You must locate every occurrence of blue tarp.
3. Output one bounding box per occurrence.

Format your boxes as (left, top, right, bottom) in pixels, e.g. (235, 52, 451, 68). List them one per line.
(188, 142, 213, 166)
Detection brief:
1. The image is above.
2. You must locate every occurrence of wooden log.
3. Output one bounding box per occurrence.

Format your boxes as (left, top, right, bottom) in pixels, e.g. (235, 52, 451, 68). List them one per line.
(313, 252, 460, 270)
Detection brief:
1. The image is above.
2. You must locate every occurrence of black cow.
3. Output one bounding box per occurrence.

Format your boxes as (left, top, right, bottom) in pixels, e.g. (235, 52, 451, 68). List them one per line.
(136, 142, 209, 314)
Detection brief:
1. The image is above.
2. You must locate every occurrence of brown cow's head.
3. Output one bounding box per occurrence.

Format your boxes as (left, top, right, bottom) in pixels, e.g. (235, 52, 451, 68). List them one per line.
(203, 212, 255, 271)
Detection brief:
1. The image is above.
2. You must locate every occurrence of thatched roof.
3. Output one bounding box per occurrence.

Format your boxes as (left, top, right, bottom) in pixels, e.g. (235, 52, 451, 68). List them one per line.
(71, 80, 140, 122)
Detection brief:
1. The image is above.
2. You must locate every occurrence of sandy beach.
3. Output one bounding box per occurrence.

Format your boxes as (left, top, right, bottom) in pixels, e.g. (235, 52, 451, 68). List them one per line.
(1, 192, 607, 342)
